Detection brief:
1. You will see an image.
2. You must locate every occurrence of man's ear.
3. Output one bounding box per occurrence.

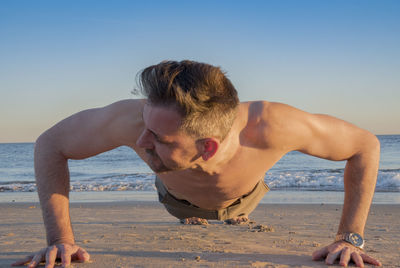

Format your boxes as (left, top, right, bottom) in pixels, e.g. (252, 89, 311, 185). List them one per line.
(201, 138, 219, 161)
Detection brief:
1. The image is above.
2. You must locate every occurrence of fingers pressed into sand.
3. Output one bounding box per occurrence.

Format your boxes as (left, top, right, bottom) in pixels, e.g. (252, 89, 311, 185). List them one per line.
(28, 252, 44, 268)
(312, 246, 329, 261)
(11, 255, 34, 266)
(45, 245, 58, 268)
(75, 247, 91, 262)
(325, 248, 342, 265)
(339, 247, 351, 267)
(351, 252, 365, 268)
(61, 246, 72, 267)
(361, 253, 382, 266)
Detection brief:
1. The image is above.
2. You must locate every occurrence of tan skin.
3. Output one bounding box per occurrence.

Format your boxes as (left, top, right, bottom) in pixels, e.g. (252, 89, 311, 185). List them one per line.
(13, 99, 381, 267)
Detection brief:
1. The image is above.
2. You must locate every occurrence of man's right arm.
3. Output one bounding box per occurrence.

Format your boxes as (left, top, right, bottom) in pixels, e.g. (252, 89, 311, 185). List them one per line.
(13, 99, 145, 268)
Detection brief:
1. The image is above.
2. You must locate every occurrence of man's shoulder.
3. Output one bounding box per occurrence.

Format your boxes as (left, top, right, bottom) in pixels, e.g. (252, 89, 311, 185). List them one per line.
(105, 98, 146, 114)
(238, 100, 308, 150)
(239, 100, 296, 124)
(237, 101, 273, 148)
(93, 99, 146, 148)
(97, 99, 146, 126)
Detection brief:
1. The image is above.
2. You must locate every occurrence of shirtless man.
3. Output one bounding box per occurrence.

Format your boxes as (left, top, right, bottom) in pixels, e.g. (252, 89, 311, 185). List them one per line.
(13, 60, 381, 267)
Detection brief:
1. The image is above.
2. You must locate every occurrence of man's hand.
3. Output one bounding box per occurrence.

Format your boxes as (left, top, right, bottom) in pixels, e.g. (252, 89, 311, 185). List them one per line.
(312, 241, 381, 267)
(11, 243, 90, 268)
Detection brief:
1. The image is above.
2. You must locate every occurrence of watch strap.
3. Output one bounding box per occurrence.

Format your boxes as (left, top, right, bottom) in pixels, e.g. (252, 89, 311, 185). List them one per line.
(335, 233, 348, 242)
(335, 232, 364, 249)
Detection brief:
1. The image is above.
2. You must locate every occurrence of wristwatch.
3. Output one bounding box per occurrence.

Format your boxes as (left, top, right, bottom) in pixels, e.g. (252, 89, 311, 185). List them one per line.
(335, 232, 364, 249)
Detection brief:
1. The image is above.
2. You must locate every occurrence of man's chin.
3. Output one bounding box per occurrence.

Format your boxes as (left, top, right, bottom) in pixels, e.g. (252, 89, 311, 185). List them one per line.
(154, 165, 186, 174)
(148, 161, 172, 173)
(151, 163, 187, 174)
(147, 156, 186, 173)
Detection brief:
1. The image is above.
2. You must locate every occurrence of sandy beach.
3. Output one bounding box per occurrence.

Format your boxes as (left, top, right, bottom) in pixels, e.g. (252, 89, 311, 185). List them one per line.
(1, 202, 399, 267)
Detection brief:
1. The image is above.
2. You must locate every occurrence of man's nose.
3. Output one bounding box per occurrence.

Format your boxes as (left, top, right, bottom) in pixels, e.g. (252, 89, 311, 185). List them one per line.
(136, 129, 154, 149)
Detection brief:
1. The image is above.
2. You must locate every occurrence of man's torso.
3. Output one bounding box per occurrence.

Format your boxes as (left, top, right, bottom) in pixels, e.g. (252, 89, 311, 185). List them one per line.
(131, 101, 288, 210)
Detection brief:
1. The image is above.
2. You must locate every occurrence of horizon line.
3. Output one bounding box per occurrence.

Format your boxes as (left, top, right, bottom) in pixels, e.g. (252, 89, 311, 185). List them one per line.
(1, 133, 399, 144)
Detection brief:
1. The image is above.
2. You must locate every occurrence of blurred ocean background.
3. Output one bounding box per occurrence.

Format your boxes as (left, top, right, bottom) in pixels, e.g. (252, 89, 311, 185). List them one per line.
(0, 135, 399, 204)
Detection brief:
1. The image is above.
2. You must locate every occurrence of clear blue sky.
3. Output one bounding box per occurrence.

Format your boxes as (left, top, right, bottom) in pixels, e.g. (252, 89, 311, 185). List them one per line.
(1, 0, 399, 142)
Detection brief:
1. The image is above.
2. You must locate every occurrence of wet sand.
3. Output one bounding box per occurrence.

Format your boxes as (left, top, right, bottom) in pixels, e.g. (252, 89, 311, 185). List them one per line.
(1, 202, 399, 267)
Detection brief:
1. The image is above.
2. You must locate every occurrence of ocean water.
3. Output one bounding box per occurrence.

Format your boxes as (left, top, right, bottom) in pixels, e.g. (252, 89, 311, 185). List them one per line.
(0, 135, 399, 203)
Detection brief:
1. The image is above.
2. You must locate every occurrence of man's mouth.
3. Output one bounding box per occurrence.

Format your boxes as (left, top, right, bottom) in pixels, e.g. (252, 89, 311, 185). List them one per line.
(145, 149, 171, 173)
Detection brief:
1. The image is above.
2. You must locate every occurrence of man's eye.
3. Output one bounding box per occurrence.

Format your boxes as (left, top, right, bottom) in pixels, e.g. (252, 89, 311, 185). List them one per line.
(155, 137, 168, 144)
(150, 131, 170, 144)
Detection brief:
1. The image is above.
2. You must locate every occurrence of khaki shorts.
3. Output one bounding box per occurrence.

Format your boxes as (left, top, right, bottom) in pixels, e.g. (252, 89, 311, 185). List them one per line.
(155, 176, 269, 221)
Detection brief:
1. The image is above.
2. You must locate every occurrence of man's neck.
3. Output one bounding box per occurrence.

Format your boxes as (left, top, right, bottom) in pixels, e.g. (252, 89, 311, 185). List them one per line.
(191, 117, 242, 176)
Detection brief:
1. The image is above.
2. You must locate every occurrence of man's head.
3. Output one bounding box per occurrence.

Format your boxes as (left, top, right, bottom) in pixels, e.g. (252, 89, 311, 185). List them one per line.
(138, 60, 239, 141)
(136, 60, 240, 173)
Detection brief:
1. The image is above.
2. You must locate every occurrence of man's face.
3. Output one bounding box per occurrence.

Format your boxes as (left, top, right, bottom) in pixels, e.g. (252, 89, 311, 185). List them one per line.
(136, 104, 200, 173)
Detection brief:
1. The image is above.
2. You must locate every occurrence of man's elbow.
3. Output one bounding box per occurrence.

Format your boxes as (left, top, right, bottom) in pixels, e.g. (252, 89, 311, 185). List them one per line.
(368, 133, 380, 154)
(34, 128, 65, 159)
(35, 130, 53, 152)
(357, 132, 380, 159)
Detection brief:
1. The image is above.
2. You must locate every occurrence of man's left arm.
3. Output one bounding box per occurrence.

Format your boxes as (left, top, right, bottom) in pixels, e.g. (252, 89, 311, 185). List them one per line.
(264, 102, 381, 267)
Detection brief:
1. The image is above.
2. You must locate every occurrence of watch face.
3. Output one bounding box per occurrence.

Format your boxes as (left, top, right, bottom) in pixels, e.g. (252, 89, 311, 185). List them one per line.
(349, 233, 363, 247)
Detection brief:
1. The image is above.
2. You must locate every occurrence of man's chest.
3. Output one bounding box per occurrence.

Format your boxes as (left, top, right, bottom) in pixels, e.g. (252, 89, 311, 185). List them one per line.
(158, 148, 284, 209)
